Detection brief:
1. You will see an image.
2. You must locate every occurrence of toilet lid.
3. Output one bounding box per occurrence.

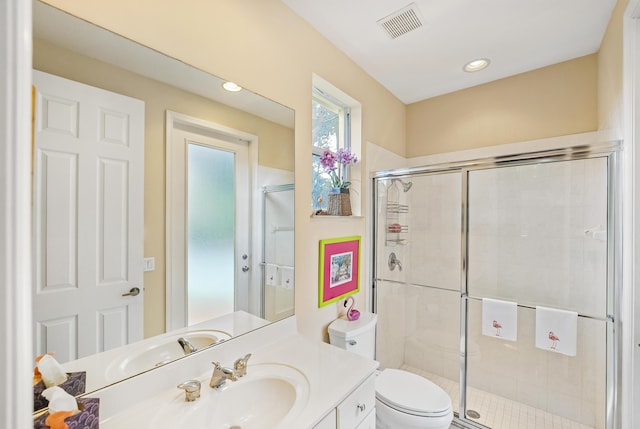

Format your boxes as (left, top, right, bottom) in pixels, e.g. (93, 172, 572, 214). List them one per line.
(376, 369, 452, 416)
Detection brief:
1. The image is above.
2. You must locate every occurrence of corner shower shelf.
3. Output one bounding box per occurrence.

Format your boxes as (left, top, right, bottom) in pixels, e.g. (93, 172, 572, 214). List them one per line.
(385, 203, 408, 246)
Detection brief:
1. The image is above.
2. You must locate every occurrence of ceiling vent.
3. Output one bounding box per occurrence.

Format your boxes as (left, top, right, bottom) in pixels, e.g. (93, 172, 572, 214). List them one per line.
(377, 3, 424, 39)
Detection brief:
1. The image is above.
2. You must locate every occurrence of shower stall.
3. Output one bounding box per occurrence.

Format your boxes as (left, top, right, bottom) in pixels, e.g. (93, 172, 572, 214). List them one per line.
(261, 184, 295, 322)
(371, 142, 620, 429)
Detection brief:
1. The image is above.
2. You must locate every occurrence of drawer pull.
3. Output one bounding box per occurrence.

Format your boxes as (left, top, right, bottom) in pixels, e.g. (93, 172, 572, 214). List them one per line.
(347, 340, 357, 346)
(357, 403, 366, 413)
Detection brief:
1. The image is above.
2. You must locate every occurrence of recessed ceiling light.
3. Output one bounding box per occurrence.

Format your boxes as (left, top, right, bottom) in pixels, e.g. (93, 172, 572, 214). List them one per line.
(222, 81, 243, 92)
(463, 58, 490, 73)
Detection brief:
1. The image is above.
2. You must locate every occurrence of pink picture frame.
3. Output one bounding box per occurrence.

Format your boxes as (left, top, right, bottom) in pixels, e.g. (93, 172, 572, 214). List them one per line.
(318, 236, 360, 307)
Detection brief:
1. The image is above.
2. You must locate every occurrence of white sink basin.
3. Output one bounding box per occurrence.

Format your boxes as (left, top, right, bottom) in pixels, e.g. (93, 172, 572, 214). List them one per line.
(151, 363, 310, 428)
(106, 330, 232, 380)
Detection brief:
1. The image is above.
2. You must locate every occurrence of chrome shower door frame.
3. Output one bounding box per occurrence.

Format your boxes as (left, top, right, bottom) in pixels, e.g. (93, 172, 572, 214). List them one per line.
(371, 141, 622, 429)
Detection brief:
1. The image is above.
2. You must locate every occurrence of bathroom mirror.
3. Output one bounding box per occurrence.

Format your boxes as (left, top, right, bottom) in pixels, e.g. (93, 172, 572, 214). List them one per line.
(32, 0, 294, 411)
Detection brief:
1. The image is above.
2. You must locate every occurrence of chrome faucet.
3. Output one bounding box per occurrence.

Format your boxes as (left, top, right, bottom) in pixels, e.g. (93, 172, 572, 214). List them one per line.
(209, 354, 252, 388)
(209, 361, 237, 388)
(233, 353, 251, 378)
(177, 337, 197, 355)
(388, 252, 402, 271)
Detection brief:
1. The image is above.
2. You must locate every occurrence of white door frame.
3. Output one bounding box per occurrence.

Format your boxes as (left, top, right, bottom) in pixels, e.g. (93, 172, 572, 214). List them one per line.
(623, 1, 640, 427)
(0, 0, 33, 427)
(165, 111, 261, 331)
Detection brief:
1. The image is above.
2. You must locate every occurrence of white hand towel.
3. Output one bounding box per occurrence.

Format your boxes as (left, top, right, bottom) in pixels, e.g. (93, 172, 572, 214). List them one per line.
(280, 267, 294, 290)
(535, 306, 577, 356)
(482, 298, 518, 341)
(264, 264, 279, 286)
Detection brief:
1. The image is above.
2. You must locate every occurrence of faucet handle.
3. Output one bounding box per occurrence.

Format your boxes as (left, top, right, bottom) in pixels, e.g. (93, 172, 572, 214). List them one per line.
(177, 379, 201, 402)
(234, 353, 252, 377)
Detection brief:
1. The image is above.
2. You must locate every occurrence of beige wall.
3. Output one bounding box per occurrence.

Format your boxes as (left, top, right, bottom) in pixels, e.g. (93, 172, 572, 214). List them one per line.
(41, 0, 407, 341)
(406, 54, 599, 157)
(598, 0, 629, 132)
(33, 38, 295, 338)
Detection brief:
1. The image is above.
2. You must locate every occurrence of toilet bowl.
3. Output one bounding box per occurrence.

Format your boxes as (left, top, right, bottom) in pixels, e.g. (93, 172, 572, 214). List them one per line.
(375, 369, 453, 429)
(328, 313, 453, 429)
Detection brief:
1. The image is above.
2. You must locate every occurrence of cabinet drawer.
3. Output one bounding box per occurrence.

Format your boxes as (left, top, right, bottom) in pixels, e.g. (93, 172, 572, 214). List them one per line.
(337, 373, 376, 428)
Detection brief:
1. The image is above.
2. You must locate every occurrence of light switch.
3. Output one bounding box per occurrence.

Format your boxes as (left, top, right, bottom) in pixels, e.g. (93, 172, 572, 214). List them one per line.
(143, 257, 155, 272)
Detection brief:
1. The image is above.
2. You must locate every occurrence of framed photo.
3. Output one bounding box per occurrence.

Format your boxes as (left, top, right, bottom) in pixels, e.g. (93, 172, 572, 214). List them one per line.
(318, 236, 360, 307)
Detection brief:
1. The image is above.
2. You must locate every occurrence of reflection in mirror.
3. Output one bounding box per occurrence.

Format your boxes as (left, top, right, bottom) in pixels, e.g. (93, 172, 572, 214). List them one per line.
(32, 0, 294, 412)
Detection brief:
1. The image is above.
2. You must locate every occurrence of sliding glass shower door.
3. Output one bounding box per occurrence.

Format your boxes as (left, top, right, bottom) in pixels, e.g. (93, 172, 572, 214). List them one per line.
(372, 144, 618, 429)
(464, 158, 609, 429)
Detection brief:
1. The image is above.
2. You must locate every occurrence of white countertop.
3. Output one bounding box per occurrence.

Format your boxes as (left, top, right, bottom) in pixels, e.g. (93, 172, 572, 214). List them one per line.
(88, 317, 378, 428)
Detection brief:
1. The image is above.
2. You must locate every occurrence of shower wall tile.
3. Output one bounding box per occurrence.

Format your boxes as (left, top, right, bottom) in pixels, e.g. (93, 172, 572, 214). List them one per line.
(396, 285, 460, 378)
(375, 280, 406, 369)
(406, 172, 462, 291)
(467, 157, 608, 319)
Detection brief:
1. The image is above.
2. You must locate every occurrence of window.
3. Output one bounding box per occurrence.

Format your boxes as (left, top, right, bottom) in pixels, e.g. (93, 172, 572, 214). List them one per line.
(311, 88, 351, 211)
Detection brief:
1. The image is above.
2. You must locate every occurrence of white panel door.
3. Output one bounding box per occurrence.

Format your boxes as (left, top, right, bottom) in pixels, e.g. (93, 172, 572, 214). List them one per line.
(32, 70, 144, 363)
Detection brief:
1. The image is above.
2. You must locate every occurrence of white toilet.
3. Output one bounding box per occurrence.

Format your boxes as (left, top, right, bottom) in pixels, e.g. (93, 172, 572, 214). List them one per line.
(328, 312, 453, 429)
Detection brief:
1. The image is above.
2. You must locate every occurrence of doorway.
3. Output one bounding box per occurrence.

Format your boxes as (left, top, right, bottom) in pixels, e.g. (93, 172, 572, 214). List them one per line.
(166, 111, 256, 330)
(32, 70, 145, 362)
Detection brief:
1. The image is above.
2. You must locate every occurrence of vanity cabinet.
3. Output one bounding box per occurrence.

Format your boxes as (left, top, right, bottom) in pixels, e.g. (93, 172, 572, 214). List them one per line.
(314, 373, 376, 429)
(314, 409, 337, 429)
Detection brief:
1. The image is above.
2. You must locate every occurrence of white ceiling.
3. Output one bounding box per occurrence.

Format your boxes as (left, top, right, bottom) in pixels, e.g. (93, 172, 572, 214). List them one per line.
(282, 0, 618, 104)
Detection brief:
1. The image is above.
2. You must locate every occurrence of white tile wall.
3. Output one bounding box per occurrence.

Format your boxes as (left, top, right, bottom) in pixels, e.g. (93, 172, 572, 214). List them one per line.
(467, 158, 608, 318)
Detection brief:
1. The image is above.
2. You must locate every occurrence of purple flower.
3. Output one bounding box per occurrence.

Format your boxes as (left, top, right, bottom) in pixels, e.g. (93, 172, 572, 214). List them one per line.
(319, 148, 358, 189)
(335, 148, 358, 165)
(320, 150, 337, 171)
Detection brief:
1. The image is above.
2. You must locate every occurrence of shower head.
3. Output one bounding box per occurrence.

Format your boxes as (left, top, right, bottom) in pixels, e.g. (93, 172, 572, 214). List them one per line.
(399, 179, 412, 192)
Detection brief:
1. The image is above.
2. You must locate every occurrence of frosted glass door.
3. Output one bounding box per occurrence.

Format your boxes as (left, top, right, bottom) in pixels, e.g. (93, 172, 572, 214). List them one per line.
(187, 143, 235, 325)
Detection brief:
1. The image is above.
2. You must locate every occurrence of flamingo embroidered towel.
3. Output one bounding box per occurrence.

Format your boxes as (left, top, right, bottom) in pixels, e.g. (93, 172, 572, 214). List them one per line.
(264, 264, 279, 286)
(535, 306, 577, 356)
(280, 267, 294, 290)
(482, 298, 518, 341)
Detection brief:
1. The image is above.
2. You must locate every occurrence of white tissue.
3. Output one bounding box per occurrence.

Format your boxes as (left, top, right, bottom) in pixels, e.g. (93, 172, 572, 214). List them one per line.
(37, 354, 68, 388)
(41, 386, 79, 414)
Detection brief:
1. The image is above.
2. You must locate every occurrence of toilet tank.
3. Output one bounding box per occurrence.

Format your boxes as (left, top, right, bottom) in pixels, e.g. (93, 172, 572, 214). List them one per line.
(328, 312, 377, 359)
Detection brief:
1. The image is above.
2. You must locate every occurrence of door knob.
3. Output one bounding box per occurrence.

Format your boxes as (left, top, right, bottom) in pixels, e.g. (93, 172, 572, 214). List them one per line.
(122, 287, 140, 297)
(242, 266, 250, 272)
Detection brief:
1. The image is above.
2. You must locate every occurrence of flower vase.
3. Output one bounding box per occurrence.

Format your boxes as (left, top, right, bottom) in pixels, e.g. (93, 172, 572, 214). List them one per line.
(327, 188, 352, 216)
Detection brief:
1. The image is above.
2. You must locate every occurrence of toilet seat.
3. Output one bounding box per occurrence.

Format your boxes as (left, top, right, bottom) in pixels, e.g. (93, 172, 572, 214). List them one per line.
(376, 369, 452, 417)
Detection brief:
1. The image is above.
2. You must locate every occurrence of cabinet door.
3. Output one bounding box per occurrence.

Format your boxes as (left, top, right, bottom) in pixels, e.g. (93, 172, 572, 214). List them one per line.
(355, 410, 375, 429)
(337, 374, 376, 428)
(314, 408, 337, 429)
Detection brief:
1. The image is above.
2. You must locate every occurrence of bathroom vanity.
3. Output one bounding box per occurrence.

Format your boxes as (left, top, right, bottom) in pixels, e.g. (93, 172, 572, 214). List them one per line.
(70, 316, 378, 428)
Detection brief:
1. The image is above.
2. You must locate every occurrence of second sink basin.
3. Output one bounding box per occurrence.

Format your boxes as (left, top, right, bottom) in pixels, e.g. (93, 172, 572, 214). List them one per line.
(106, 330, 232, 380)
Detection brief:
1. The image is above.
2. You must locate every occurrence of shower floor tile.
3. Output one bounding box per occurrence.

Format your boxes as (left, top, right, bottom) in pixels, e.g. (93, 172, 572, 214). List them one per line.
(401, 365, 595, 429)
